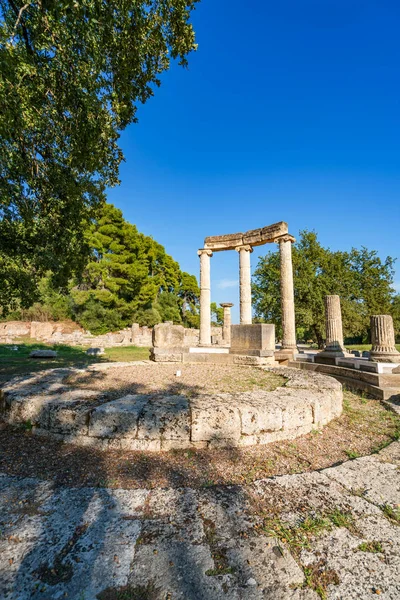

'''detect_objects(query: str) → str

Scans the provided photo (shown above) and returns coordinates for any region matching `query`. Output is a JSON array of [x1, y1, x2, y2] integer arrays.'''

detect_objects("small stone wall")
[[0, 364, 342, 451], [0, 321, 220, 349]]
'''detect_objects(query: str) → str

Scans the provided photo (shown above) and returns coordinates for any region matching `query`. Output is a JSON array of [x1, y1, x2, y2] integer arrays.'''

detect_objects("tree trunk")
[[313, 325, 324, 349]]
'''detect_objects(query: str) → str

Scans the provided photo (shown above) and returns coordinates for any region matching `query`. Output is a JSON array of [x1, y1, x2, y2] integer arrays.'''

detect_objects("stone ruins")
[[198, 221, 297, 353]]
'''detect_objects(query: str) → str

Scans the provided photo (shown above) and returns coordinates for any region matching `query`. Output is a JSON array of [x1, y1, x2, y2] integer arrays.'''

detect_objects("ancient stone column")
[[370, 315, 400, 363], [236, 245, 253, 325], [198, 248, 213, 346], [324, 295, 346, 353], [278, 235, 297, 351], [220, 303, 234, 345]]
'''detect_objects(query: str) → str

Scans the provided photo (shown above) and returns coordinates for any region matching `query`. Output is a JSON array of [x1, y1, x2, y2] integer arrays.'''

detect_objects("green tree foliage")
[[210, 302, 223, 326], [0, 0, 198, 308], [69, 202, 199, 333], [392, 294, 400, 342], [253, 230, 396, 347]]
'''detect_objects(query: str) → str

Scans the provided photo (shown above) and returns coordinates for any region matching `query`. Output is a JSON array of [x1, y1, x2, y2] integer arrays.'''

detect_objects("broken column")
[[278, 235, 297, 352], [370, 315, 400, 363], [324, 295, 346, 353], [220, 303, 234, 345], [315, 295, 351, 364], [236, 245, 253, 325], [198, 248, 213, 346]]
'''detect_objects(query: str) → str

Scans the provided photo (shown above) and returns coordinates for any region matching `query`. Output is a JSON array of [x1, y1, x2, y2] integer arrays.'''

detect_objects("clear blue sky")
[[107, 0, 400, 323]]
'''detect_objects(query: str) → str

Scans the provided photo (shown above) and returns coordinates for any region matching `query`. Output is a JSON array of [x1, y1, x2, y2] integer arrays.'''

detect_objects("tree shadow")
[[0, 364, 281, 599]]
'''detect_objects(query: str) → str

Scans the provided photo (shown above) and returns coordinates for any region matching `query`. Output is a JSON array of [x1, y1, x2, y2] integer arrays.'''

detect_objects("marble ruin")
[[315, 295, 351, 364], [198, 221, 297, 354], [370, 314, 400, 363]]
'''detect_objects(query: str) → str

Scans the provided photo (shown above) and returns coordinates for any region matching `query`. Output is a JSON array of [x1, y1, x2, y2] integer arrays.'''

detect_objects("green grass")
[[357, 541, 383, 553], [262, 509, 355, 554], [380, 504, 400, 524], [0, 340, 150, 385], [344, 344, 400, 353]]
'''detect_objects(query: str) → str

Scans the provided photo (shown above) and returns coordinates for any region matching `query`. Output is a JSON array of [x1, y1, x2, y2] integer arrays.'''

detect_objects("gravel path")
[[1, 442, 399, 599]]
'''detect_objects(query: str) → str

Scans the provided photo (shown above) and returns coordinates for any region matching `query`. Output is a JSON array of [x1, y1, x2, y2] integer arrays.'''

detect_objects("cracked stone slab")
[[1, 445, 399, 598], [322, 454, 400, 508]]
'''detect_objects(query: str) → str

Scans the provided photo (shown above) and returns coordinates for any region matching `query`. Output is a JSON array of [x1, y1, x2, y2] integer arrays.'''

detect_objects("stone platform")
[[291, 359, 400, 403], [1, 441, 400, 599], [0, 364, 342, 451]]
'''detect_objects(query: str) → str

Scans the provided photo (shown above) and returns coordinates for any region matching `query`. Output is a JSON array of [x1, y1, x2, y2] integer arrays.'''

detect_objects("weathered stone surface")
[[204, 222, 288, 251], [29, 349, 57, 358], [370, 314, 400, 363], [230, 323, 275, 355], [191, 398, 241, 444], [137, 396, 190, 441], [2, 441, 400, 599], [1, 365, 342, 450], [278, 235, 297, 351], [150, 348, 184, 362], [89, 395, 147, 438], [152, 322, 185, 348]]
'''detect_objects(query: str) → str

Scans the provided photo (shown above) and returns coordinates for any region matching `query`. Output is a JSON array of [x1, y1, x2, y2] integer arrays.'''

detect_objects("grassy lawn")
[[0, 340, 150, 385], [345, 344, 400, 353]]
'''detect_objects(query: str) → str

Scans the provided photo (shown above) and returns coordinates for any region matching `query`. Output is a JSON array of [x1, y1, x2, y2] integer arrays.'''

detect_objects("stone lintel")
[[204, 221, 288, 252]]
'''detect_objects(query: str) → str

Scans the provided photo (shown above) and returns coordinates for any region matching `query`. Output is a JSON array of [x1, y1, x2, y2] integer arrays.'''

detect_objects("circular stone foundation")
[[0, 363, 342, 451]]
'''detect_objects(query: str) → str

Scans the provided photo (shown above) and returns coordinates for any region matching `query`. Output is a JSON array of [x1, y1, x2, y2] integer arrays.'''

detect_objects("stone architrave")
[[370, 315, 400, 363], [198, 248, 213, 346], [236, 245, 253, 325], [220, 303, 234, 345], [278, 235, 297, 351]]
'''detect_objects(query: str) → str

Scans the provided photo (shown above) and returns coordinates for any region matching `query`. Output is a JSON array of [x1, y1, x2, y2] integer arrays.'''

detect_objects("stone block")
[[150, 348, 183, 362], [230, 324, 275, 356], [137, 396, 190, 441], [89, 395, 147, 438], [29, 349, 57, 358], [190, 401, 241, 443], [152, 323, 185, 348], [240, 402, 282, 435], [282, 399, 313, 430]]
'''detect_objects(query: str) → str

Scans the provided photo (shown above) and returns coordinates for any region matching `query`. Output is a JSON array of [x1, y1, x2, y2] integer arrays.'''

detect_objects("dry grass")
[[1, 390, 399, 489], [64, 363, 285, 397]]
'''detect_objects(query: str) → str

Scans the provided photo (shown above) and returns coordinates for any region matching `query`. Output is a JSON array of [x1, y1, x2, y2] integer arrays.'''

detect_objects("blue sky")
[[108, 0, 400, 323]]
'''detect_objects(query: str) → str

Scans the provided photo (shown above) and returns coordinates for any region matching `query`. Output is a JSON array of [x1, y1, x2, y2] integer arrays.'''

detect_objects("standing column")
[[236, 245, 253, 325], [278, 235, 297, 351], [370, 315, 400, 363], [197, 248, 213, 346], [220, 303, 234, 345]]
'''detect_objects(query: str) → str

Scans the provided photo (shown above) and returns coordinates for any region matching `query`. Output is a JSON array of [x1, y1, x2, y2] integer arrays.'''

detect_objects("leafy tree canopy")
[[253, 230, 397, 347], [7, 202, 199, 333], [0, 0, 198, 307]]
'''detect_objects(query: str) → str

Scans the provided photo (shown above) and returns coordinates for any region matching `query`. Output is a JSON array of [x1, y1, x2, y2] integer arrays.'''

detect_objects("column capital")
[[197, 248, 213, 257], [276, 234, 296, 244], [220, 302, 234, 308], [235, 245, 253, 253]]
